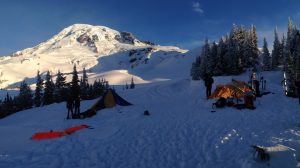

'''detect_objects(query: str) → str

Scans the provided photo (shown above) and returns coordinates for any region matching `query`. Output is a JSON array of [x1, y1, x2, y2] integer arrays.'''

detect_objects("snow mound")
[[265, 145, 297, 168]]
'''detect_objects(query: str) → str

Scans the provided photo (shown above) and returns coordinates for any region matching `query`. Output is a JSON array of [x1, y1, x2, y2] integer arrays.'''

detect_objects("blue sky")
[[0, 0, 300, 55]]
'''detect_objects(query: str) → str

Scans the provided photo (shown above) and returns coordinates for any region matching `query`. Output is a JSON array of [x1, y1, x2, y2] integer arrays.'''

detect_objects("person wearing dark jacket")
[[74, 96, 81, 117], [66, 95, 74, 119], [254, 80, 260, 97], [204, 74, 214, 99], [295, 80, 300, 104]]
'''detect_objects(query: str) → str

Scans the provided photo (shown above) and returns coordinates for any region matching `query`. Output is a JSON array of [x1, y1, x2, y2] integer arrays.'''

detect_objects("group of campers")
[[66, 94, 81, 119], [203, 71, 268, 110]]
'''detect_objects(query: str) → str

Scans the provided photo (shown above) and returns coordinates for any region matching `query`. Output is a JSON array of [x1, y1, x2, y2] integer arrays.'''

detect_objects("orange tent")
[[209, 80, 253, 99]]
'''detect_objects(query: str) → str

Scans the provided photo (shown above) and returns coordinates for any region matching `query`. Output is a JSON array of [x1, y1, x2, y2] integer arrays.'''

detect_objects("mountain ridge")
[[0, 24, 190, 89]]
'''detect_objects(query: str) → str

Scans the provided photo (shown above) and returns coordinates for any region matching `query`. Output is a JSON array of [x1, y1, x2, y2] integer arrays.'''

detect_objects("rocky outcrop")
[[76, 33, 98, 53]]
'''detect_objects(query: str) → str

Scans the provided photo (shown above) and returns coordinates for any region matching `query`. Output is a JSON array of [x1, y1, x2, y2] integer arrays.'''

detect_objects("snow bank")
[[266, 145, 297, 168]]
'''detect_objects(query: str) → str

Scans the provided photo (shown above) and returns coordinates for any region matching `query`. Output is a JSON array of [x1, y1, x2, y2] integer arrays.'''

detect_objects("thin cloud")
[[192, 2, 204, 14], [257, 27, 285, 51], [177, 39, 204, 50], [295, 12, 300, 19]]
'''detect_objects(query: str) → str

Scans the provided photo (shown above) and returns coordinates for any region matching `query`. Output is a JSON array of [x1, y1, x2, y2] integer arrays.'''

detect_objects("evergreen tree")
[[284, 18, 298, 95], [207, 42, 218, 73], [12, 96, 21, 112], [250, 25, 259, 67], [224, 25, 241, 74], [279, 35, 285, 66], [262, 38, 272, 71], [214, 37, 227, 75], [18, 80, 33, 109], [87, 84, 94, 99], [191, 24, 260, 79], [272, 28, 281, 68], [130, 77, 135, 89], [0, 100, 3, 118], [43, 71, 55, 105], [294, 31, 300, 81], [190, 56, 202, 80], [225, 38, 239, 74], [278, 18, 300, 96], [243, 31, 253, 68], [283, 34, 289, 72], [80, 67, 89, 99], [92, 79, 105, 97], [237, 25, 247, 67], [287, 18, 296, 41], [1, 93, 14, 115], [53, 70, 66, 102], [34, 70, 43, 107], [82, 67, 88, 86], [71, 65, 80, 98], [199, 38, 210, 78]]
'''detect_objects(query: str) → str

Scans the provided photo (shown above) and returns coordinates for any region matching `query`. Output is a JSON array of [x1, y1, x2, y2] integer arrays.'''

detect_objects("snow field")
[[1, 71, 300, 168]]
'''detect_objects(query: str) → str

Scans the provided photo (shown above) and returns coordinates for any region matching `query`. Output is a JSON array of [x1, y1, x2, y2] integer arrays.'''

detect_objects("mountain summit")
[[12, 24, 151, 57], [0, 24, 188, 88]]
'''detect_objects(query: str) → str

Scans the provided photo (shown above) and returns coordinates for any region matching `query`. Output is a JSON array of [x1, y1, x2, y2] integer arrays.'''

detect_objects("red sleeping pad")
[[31, 124, 90, 140], [31, 131, 65, 140], [64, 124, 90, 134]]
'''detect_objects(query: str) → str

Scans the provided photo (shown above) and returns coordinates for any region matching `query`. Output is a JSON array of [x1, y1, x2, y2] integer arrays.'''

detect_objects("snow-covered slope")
[[0, 24, 299, 167], [0, 71, 300, 168], [0, 24, 188, 88], [3, 23, 299, 168]]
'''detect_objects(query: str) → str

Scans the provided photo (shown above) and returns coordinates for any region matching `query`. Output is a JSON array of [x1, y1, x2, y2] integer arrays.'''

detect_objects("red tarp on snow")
[[64, 124, 90, 134], [31, 124, 90, 140], [31, 131, 65, 140]]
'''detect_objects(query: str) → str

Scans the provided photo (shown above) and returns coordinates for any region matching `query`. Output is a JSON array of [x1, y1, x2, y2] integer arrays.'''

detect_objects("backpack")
[[214, 97, 227, 108], [226, 98, 235, 107]]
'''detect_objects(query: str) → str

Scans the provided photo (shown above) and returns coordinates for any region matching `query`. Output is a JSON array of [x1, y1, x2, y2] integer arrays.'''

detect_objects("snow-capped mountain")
[[0, 24, 189, 88]]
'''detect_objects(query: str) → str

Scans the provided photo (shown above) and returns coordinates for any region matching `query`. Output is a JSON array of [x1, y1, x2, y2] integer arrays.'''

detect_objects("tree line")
[[191, 18, 300, 97], [281, 19, 300, 96], [0, 65, 109, 119], [191, 24, 259, 79]]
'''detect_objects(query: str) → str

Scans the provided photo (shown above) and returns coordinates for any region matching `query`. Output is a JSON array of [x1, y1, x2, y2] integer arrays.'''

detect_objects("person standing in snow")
[[203, 73, 214, 99], [295, 80, 300, 104], [74, 95, 81, 117], [66, 94, 74, 119], [254, 79, 260, 97], [260, 76, 264, 91]]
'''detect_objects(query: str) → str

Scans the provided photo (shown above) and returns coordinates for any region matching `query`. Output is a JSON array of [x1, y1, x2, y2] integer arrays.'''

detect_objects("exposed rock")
[[120, 32, 136, 44], [77, 33, 92, 43], [76, 33, 98, 53], [92, 35, 99, 42]]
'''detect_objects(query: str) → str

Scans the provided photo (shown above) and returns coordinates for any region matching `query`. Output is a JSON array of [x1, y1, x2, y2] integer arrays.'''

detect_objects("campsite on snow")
[[1, 3, 300, 167]]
